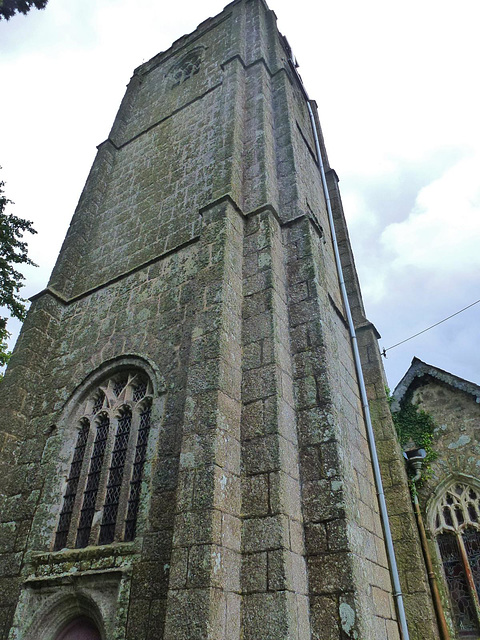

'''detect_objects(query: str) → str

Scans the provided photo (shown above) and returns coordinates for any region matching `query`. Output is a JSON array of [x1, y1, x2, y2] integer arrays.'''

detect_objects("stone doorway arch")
[[19, 590, 106, 640]]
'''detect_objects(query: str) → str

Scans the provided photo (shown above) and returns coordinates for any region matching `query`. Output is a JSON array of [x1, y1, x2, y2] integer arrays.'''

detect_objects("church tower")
[[0, 1, 439, 639]]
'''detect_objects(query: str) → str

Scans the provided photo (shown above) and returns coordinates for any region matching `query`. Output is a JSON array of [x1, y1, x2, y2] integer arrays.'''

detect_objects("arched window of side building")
[[54, 370, 153, 550], [431, 480, 480, 636]]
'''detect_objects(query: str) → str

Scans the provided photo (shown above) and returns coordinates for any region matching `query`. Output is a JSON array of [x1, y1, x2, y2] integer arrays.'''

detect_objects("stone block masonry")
[[0, 0, 433, 638]]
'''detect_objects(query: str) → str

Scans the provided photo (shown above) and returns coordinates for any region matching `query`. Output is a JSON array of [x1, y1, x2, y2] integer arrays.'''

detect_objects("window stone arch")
[[428, 476, 480, 636], [54, 368, 155, 550], [25, 355, 165, 554], [20, 591, 106, 640]]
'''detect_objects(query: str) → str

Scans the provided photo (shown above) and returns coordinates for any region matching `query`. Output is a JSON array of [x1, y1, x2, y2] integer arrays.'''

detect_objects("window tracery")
[[433, 483, 480, 535], [170, 49, 202, 87], [54, 371, 153, 551], [432, 481, 480, 635]]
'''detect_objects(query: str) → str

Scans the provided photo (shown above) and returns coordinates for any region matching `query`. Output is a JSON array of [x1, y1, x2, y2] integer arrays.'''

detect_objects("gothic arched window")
[[54, 371, 153, 551], [432, 481, 480, 635]]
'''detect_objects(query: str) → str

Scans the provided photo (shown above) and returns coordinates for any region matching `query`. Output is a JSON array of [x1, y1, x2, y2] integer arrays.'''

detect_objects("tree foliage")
[[0, 0, 48, 21], [0, 177, 37, 368]]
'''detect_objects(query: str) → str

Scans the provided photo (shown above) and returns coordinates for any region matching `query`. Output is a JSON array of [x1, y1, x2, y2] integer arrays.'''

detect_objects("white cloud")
[[382, 153, 480, 273]]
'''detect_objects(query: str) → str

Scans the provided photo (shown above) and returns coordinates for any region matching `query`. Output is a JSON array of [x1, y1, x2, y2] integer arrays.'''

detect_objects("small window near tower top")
[[170, 49, 202, 88], [53, 371, 153, 551]]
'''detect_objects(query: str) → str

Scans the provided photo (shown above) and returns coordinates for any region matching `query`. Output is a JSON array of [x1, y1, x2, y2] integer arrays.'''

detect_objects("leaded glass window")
[[54, 371, 153, 550], [438, 533, 478, 634], [76, 412, 110, 548], [125, 405, 152, 541], [433, 481, 480, 635], [99, 407, 132, 545], [54, 419, 90, 550]]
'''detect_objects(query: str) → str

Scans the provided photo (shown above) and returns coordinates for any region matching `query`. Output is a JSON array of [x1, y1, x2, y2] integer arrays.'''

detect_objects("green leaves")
[[0, 177, 37, 370], [391, 399, 438, 481], [393, 402, 436, 454], [0, 0, 48, 21]]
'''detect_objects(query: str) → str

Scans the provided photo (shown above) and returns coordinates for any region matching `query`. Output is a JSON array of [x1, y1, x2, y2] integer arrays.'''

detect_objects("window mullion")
[[64, 422, 96, 549], [114, 408, 141, 542], [457, 532, 480, 628], [124, 403, 152, 541], [86, 412, 117, 546]]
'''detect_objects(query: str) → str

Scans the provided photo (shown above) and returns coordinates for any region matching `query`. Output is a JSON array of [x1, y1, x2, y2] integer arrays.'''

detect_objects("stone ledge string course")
[[27, 544, 139, 580]]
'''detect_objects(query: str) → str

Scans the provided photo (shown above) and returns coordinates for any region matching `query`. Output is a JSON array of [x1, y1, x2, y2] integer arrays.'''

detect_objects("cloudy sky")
[[1, 0, 479, 389]]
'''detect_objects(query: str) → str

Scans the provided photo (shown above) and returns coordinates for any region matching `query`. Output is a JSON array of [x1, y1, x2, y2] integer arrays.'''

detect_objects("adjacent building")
[[393, 357, 480, 640]]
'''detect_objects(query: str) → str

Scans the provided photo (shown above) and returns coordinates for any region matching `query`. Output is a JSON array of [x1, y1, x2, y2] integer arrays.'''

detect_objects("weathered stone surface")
[[0, 1, 427, 638]]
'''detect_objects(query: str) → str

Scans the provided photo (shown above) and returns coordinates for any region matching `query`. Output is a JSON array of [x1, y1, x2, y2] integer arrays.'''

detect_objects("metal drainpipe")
[[306, 100, 410, 640], [409, 473, 451, 640]]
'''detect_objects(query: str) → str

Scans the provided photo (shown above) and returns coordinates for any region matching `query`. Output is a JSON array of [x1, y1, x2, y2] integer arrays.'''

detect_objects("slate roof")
[[391, 357, 480, 412]]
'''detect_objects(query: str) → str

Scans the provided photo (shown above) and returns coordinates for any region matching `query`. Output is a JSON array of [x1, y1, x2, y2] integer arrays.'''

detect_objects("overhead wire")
[[382, 298, 480, 357]]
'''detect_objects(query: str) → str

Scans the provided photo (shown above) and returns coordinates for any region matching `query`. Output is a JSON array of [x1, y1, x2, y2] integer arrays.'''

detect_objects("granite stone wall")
[[412, 378, 480, 493]]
